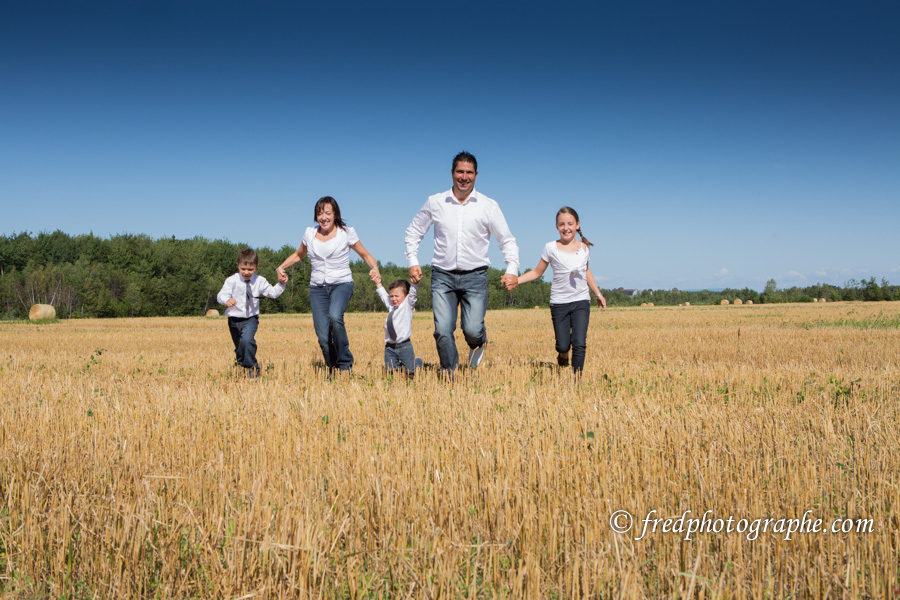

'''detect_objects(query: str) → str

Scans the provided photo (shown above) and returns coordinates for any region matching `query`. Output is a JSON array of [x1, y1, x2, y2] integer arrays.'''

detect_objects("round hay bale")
[[647, 302, 654, 307], [746, 300, 753, 305], [819, 297, 827, 303], [641, 303, 647, 307], [205, 309, 220, 317], [684, 302, 690, 307], [29, 304, 56, 320], [720, 299, 729, 306], [534, 305, 540, 309], [734, 298, 743, 305]]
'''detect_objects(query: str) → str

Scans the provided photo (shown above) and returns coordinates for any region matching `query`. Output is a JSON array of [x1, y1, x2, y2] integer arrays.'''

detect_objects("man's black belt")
[[434, 266, 489, 275]]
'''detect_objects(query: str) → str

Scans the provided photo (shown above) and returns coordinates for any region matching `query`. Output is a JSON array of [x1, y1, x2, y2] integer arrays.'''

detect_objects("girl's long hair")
[[557, 206, 593, 247]]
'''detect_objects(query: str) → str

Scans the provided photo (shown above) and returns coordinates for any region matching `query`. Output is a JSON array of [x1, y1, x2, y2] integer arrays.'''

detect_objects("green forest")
[[1, 231, 897, 319]]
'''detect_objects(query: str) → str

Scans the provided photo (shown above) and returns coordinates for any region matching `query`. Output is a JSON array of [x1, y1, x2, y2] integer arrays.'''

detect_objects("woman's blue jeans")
[[309, 282, 354, 371]]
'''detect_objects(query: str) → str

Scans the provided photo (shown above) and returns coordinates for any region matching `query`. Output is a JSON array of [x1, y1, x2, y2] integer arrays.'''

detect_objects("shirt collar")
[[444, 189, 479, 205]]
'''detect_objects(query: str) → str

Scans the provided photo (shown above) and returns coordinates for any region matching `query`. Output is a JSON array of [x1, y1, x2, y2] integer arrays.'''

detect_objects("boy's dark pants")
[[384, 339, 416, 376], [228, 315, 260, 375]]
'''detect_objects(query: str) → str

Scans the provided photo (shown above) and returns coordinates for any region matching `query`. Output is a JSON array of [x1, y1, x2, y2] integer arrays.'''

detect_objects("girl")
[[515, 207, 606, 373]]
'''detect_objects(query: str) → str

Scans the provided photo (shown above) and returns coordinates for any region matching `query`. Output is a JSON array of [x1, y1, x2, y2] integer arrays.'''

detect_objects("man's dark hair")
[[314, 196, 347, 228], [452, 151, 477, 172], [388, 279, 411, 295], [237, 248, 259, 266]]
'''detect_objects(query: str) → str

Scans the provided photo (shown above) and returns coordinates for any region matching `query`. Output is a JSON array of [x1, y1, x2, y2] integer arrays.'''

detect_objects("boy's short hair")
[[237, 248, 259, 266], [387, 279, 411, 295]]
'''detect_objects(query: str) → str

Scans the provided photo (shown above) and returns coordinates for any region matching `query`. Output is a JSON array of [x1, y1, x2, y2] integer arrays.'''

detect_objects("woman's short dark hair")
[[314, 196, 346, 229]]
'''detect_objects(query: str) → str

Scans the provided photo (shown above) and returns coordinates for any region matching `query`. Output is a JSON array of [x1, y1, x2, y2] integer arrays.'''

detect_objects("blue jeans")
[[431, 267, 488, 371], [550, 300, 591, 373], [384, 339, 416, 376], [228, 315, 260, 375], [309, 282, 354, 371]]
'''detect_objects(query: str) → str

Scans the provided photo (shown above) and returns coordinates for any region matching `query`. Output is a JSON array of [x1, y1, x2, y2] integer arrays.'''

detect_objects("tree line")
[[0, 231, 896, 319]]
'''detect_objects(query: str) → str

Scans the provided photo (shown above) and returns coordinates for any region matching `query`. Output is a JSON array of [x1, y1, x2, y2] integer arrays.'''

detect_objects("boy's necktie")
[[386, 309, 397, 342], [245, 279, 252, 309]]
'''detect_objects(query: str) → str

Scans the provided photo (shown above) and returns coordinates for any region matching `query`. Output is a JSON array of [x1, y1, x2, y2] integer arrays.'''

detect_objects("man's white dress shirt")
[[405, 189, 519, 275]]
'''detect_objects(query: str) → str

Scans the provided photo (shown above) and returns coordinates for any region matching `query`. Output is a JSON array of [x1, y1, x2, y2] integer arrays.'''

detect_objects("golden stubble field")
[[1, 302, 898, 599]]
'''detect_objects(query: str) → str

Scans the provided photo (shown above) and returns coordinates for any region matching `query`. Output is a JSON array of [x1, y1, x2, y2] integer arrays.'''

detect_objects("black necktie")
[[245, 279, 253, 307], [386, 308, 397, 342]]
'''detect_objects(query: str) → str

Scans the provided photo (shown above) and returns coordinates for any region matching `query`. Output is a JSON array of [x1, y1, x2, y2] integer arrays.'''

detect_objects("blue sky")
[[2, 0, 898, 290]]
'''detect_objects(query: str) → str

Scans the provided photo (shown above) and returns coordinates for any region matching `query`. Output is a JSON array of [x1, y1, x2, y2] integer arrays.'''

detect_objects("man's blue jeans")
[[309, 282, 354, 371], [431, 267, 488, 371], [228, 315, 260, 375]]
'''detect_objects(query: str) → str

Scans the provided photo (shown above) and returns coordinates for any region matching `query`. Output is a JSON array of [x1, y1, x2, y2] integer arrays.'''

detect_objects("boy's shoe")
[[557, 352, 570, 367], [468, 343, 486, 368], [414, 357, 424, 370]]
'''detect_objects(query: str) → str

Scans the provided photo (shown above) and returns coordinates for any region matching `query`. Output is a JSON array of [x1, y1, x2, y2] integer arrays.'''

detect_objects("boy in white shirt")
[[217, 248, 287, 378], [373, 273, 420, 376]]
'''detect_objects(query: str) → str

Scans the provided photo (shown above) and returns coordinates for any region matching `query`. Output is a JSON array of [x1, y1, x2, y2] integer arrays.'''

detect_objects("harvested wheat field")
[[1, 302, 899, 599]]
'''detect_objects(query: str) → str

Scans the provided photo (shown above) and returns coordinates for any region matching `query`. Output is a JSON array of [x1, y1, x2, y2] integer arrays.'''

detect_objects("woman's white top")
[[302, 225, 359, 285], [540, 241, 591, 305]]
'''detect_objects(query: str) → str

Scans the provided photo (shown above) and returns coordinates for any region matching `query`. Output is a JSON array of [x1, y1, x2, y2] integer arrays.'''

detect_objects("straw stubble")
[[1, 302, 898, 598]]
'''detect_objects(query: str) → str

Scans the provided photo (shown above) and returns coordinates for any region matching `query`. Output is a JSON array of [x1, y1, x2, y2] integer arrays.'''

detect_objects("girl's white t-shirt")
[[302, 225, 359, 285], [540, 241, 591, 305]]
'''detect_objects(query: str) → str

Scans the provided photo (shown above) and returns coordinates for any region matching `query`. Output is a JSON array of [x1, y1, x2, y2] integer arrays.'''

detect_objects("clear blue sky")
[[2, 0, 898, 291]]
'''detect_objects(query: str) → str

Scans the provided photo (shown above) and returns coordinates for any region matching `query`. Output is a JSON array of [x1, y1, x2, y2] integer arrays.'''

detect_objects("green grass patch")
[[798, 312, 900, 330]]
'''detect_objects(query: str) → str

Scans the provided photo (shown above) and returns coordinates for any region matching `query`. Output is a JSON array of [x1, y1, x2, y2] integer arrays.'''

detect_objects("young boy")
[[372, 273, 420, 376], [217, 248, 287, 378]]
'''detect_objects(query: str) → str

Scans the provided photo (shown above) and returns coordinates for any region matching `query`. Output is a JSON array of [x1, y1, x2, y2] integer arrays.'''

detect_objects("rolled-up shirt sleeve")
[[405, 201, 433, 268]]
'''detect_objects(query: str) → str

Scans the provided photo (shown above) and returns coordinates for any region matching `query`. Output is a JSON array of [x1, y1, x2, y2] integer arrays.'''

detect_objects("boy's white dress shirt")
[[302, 225, 359, 285], [217, 273, 285, 318], [404, 189, 519, 275], [376, 283, 417, 344]]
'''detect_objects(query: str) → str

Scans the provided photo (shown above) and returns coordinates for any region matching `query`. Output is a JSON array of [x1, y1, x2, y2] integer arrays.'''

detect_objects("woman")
[[277, 196, 379, 373]]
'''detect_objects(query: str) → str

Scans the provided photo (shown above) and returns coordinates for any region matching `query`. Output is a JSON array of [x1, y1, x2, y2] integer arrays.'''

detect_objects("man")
[[405, 151, 519, 373]]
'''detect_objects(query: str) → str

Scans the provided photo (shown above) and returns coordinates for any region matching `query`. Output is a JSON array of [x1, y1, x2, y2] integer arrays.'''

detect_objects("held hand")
[[409, 266, 422, 284], [370, 270, 381, 286], [501, 274, 518, 291], [275, 266, 286, 278], [226, 298, 237, 308], [278, 271, 289, 284]]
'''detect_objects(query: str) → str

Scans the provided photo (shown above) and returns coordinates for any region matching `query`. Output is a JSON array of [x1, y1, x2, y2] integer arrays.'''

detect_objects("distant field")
[[1, 302, 898, 598]]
